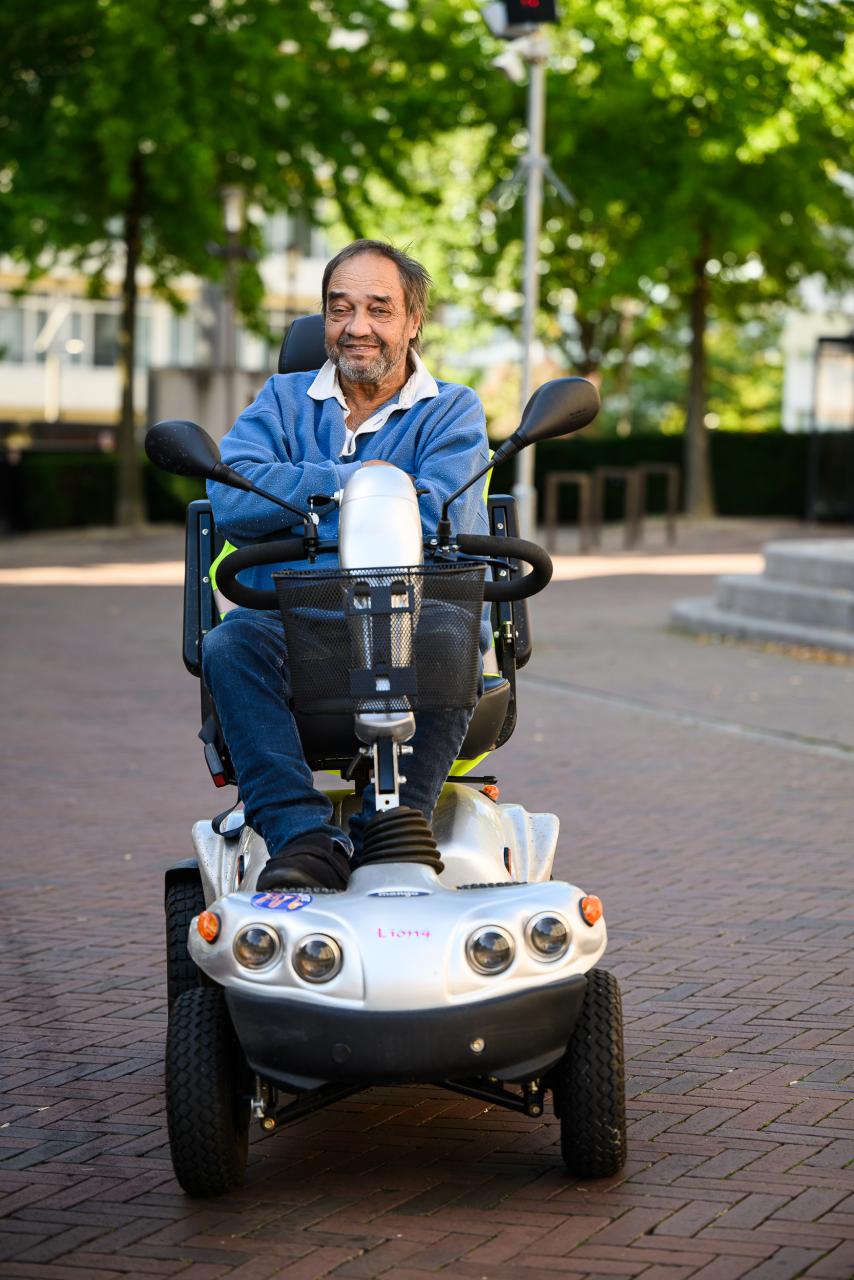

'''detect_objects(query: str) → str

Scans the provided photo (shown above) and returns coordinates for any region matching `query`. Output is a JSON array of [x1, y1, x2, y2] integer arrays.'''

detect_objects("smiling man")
[[203, 239, 490, 893]]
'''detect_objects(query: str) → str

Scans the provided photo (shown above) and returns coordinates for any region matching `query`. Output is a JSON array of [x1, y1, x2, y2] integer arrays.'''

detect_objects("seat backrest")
[[278, 314, 325, 374]]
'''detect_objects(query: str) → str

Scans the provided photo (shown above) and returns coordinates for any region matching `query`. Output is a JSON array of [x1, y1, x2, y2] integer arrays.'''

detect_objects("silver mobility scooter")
[[146, 315, 626, 1197]]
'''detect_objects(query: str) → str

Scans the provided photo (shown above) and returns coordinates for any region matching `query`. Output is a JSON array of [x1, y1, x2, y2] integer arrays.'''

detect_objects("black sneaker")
[[256, 831, 350, 892]]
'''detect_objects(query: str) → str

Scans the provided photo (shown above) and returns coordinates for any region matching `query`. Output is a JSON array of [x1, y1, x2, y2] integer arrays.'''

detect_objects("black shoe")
[[256, 831, 350, 892]]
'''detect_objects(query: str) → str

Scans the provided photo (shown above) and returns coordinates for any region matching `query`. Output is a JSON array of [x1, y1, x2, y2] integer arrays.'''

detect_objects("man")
[[203, 239, 489, 892]]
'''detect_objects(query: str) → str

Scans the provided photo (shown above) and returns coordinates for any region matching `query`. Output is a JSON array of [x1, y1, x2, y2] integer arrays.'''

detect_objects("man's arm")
[[414, 386, 491, 538], [207, 377, 362, 541]]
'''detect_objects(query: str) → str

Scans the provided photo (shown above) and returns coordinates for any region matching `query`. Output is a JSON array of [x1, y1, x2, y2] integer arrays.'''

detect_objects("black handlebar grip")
[[456, 534, 553, 601], [214, 537, 306, 610]]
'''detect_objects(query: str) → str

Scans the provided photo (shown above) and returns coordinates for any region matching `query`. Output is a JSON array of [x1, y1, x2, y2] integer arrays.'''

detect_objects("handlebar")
[[214, 537, 305, 610], [455, 534, 553, 602], [214, 533, 553, 611]]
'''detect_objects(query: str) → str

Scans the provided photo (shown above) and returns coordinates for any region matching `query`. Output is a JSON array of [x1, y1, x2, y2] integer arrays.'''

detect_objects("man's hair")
[[321, 239, 432, 351]]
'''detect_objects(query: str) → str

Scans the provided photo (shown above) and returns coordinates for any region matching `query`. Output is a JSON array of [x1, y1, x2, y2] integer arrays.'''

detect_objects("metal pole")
[[221, 187, 244, 433], [224, 244, 237, 432], [514, 34, 548, 539]]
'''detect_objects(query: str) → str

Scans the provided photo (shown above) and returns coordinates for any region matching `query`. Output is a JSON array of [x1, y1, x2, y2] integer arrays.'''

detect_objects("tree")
[[476, 0, 854, 512], [0, 0, 495, 526]]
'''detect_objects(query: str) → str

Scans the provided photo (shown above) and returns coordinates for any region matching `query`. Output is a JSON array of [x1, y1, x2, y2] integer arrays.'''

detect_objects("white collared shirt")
[[307, 351, 439, 457]]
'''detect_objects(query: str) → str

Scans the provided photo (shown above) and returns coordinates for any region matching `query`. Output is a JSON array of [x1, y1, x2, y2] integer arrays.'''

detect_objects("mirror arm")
[[210, 461, 318, 531], [436, 435, 523, 545]]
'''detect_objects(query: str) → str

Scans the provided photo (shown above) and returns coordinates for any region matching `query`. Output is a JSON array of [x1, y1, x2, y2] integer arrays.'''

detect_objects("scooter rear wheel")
[[166, 874, 206, 1008], [166, 987, 250, 1196], [554, 968, 626, 1178]]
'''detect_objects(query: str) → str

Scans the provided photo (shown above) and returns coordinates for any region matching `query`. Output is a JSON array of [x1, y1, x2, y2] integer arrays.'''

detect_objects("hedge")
[[489, 431, 814, 521], [0, 429, 843, 533], [0, 455, 205, 532]]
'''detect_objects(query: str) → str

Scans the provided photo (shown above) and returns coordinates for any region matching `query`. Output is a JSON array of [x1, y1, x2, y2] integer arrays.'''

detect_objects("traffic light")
[[503, 0, 558, 23]]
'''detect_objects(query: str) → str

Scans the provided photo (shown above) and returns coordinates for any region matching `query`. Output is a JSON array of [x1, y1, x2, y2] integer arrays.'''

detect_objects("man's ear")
[[407, 311, 422, 343]]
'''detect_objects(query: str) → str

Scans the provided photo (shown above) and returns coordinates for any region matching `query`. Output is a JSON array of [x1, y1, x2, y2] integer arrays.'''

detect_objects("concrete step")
[[670, 598, 854, 655], [715, 574, 854, 633], [764, 539, 854, 592]]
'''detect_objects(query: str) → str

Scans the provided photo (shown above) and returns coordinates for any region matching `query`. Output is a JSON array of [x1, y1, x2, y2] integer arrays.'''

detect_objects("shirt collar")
[[307, 351, 439, 412]]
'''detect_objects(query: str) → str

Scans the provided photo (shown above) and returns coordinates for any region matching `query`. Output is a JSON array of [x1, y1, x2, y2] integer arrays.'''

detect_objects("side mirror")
[[494, 378, 600, 463], [145, 420, 222, 479], [144, 417, 313, 522], [438, 376, 600, 532]]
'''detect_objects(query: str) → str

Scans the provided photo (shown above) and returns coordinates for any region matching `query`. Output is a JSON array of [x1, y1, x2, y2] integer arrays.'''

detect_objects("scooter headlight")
[[526, 913, 570, 961], [466, 926, 515, 975], [293, 935, 342, 983], [233, 924, 280, 969]]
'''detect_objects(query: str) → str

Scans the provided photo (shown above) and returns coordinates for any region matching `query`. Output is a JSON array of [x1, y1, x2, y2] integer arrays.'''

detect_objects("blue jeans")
[[202, 608, 476, 859]]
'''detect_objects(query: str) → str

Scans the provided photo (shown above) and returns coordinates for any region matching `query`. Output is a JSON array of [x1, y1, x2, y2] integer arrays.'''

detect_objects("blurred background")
[[1, 0, 852, 537]]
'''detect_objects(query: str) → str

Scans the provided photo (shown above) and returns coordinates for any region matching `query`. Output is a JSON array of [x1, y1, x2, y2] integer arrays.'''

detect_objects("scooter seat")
[[295, 674, 511, 770]]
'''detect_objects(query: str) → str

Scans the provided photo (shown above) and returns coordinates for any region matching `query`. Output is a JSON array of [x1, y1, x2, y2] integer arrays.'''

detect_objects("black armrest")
[[487, 494, 533, 668], [183, 499, 224, 676]]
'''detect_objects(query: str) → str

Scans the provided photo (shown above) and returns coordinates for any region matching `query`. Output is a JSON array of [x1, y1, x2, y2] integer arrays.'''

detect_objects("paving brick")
[[3, 528, 854, 1280], [801, 1240, 854, 1278], [737, 1247, 827, 1279], [655, 1202, 731, 1238]]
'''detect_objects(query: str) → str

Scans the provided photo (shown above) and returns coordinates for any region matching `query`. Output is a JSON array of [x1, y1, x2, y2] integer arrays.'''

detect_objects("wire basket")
[[273, 563, 486, 715]]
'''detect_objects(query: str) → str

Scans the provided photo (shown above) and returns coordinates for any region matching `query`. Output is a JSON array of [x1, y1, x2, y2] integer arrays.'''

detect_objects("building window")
[[169, 311, 198, 366], [93, 311, 120, 367], [0, 305, 24, 363]]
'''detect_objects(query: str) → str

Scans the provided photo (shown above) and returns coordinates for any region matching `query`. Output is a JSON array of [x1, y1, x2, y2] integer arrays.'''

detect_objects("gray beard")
[[327, 340, 403, 385]]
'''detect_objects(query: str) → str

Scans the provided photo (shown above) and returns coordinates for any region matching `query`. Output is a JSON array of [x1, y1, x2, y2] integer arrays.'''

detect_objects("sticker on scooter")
[[377, 927, 431, 939], [368, 890, 431, 898], [251, 891, 313, 911]]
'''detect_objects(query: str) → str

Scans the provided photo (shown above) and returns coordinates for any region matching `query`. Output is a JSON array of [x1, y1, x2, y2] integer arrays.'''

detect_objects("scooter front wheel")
[[553, 968, 626, 1179], [165, 987, 250, 1196], [165, 874, 206, 1008]]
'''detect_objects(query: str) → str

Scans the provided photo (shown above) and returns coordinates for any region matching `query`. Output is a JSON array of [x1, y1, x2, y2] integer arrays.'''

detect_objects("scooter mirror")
[[515, 377, 600, 449], [145, 417, 313, 522], [438, 377, 601, 529], [145, 419, 222, 479], [489, 378, 599, 466]]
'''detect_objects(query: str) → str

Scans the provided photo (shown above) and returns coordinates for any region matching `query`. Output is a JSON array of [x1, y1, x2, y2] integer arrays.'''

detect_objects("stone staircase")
[[670, 539, 854, 654]]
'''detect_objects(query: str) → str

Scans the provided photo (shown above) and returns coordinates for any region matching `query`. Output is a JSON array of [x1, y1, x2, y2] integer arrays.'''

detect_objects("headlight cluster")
[[292, 935, 342, 983], [466, 913, 570, 975], [232, 925, 343, 983], [233, 924, 280, 969]]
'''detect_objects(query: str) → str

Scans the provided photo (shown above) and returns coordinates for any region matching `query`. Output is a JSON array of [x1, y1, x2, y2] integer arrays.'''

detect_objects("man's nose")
[[344, 308, 373, 338]]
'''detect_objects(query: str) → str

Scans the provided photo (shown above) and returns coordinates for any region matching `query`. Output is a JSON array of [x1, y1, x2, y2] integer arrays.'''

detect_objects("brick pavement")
[[1, 525, 852, 1280]]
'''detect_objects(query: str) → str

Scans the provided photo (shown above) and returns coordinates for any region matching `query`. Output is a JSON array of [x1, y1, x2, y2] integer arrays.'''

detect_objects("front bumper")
[[226, 973, 587, 1088]]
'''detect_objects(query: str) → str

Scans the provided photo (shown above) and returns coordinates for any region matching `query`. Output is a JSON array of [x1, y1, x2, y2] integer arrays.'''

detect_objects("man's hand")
[[362, 460, 396, 467]]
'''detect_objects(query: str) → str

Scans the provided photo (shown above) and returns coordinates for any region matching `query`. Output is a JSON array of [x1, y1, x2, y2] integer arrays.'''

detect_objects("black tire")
[[166, 875, 206, 1008], [165, 987, 251, 1197], [554, 968, 626, 1178]]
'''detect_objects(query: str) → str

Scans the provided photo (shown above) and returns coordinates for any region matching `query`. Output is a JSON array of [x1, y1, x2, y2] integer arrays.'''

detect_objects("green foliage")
[[0, 0, 500, 524], [0, 0, 496, 312], [472, 0, 853, 508], [529, 0, 854, 326]]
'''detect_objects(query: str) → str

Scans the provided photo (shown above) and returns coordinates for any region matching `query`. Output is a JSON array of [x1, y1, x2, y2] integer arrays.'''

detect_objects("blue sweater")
[[207, 370, 491, 583]]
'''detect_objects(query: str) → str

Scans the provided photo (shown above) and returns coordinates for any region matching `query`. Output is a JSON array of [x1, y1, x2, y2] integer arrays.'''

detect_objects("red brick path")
[[1, 532, 852, 1279]]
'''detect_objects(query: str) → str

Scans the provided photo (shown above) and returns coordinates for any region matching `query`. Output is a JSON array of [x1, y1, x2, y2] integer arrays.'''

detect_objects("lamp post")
[[482, 1, 562, 537], [221, 186, 244, 431], [515, 31, 549, 538]]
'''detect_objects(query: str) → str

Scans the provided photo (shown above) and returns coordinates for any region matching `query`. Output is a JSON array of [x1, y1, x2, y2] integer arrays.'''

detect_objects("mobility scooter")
[[146, 315, 626, 1197]]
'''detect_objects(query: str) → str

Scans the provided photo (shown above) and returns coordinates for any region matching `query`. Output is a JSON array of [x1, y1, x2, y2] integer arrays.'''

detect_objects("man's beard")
[[326, 335, 407, 384]]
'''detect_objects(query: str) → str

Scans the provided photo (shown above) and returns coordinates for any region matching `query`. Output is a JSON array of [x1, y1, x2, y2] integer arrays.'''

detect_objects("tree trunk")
[[576, 314, 600, 378], [115, 153, 146, 529], [683, 237, 715, 517]]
